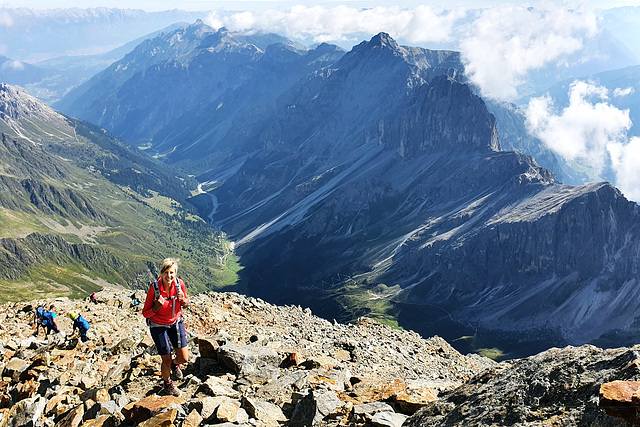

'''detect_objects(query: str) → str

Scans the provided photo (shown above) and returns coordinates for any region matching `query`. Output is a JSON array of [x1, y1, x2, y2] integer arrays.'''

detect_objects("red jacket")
[[142, 277, 188, 325]]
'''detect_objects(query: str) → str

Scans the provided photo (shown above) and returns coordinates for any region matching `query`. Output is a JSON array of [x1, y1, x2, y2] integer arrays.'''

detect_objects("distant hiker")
[[118, 298, 123, 309], [90, 292, 97, 304], [33, 303, 46, 336], [41, 304, 60, 335], [131, 297, 140, 307], [69, 312, 90, 342], [142, 258, 190, 396]]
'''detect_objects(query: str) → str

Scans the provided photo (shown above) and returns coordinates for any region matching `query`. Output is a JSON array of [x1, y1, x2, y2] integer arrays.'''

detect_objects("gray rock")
[[83, 400, 121, 422], [199, 375, 241, 399], [371, 411, 408, 427], [2, 357, 29, 381], [193, 396, 229, 422], [4, 395, 47, 427], [289, 389, 344, 426], [242, 396, 287, 426], [217, 343, 281, 375], [353, 402, 395, 420], [103, 357, 131, 387]]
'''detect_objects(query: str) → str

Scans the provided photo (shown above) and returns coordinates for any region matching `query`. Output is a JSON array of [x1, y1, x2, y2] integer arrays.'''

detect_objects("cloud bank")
[[206, 5, 462, 47], [526, 80, 640, 202], [460, 6, 598, 100]]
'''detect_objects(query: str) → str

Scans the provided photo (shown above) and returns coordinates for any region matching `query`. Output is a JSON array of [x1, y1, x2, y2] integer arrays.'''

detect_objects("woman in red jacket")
[[142, 258, 189, 396]]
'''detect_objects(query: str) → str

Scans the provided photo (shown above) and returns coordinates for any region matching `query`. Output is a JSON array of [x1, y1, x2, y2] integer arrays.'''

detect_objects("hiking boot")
[[164, 381, 180, 396], [171, 363, 183, 380]]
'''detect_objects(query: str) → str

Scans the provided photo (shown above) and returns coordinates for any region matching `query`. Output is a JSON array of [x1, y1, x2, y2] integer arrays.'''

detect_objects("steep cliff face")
[[191, 34, 640, 350], [381, 181, 640, 343]]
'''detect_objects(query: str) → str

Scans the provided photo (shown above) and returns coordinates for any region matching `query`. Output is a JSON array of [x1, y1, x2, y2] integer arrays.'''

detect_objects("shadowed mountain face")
[[56, 24, 640, 355]]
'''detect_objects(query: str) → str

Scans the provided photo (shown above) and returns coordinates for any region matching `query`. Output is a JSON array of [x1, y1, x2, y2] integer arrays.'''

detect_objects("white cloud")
[[205, 5, 461, 46], [1, 59, 24, 71], [0, 11, 12, 27], [614, 87, 635, 97], [608, 137, 640, 202], [460, 5, 597, 100], [525, 80, 640, 202]]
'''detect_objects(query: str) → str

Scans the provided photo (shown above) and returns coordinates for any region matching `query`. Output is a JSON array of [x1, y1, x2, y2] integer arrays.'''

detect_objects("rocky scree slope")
[[1, 289, 635, 426], [0, 289, 489, 426]]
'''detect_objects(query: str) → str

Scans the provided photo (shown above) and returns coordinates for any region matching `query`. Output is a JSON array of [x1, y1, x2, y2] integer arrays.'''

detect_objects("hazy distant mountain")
[[0, 7, 206, 61], [0, 54, 85, 104], [0, 83, 236, 301], [0, 55, 50, 85], [55, 21, 344, 147], [18, 22, 189, 104], [518, 28, 638, 98], [516, 64, 640, 185], [601, 6, 640, 61]]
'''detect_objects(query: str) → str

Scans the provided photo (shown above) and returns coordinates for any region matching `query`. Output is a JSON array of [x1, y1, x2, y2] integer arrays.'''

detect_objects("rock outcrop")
[[599, 380, 640, 425], [405, 345, 640, 426]]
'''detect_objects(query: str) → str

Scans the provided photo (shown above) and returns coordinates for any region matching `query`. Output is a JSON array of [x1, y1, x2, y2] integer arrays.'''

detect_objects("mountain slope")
[[0, 83, 237, 302], [188, 34, 640, 355], [55, 28, 640, 357]]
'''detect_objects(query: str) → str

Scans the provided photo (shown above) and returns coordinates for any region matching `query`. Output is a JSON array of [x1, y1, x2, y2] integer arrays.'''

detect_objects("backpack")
[[41, 310, 54, 326], [35, 306, 45, 320], [147, 278, 186, 327], [150, 278, 185, 301], [76, 315, 90, 331]]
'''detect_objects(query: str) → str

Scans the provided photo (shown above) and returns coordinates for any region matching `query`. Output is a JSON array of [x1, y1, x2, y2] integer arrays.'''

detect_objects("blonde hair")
[[160, 258, 179, 274]]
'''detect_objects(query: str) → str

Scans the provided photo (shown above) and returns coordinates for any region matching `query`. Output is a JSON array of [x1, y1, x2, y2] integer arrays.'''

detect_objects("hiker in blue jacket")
[[41, 304, 60, 335], [69, 312, 90, 342]]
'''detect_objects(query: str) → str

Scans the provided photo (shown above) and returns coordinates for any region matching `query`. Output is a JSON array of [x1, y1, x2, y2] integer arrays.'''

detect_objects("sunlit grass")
[[477, 347, 506, 360]]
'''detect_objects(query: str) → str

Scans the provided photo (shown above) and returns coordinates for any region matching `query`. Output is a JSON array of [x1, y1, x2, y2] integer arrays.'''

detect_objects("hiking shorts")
[[149, 320, 186, 356]]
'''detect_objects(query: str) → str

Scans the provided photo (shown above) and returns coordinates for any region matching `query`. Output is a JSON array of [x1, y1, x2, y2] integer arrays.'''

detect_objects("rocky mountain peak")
[[369, 32, 400, 50], [349, 31, 403, 61], [0, 84, 40, 120]]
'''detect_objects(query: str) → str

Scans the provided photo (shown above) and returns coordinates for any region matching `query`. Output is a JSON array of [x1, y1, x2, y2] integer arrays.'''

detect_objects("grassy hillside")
[[0, 84, 240, 302]]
